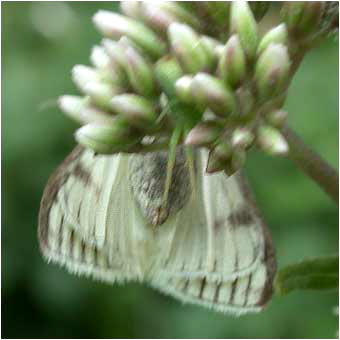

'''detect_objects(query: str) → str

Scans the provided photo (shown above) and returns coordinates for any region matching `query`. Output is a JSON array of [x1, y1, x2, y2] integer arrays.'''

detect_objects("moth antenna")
[[161, 126, 182, 210], [185, 145, 197, 199], [37, 97, 59, 112]]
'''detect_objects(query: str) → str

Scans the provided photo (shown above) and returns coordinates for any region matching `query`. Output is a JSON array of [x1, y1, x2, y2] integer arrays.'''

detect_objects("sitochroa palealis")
[[38, 146, 276, 315]]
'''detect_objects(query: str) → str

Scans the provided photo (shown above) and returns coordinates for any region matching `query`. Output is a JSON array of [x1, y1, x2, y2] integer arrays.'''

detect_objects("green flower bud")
[[101, 39, 129, 84], [154, 57, 183, 98], [75, 119, 139, 154], [215, 44, 225, 59], [249, 2, 270, 21], [83, 81, 121, 110], [168, 23, 211, 73], [194, 2, 230, 39], [191, 73, 236, 117], [218, 34, 246, 89], [93, 10, 166, 60], [102, 39, 127, 69], [175, 75, 194, 103], [281, 2, 305, 31], [257, 125, 289, 155], [255, 43, 291, 102], [122, 44, 157, 97], [141, 2, 201, 34], [90, 46, 125, 85], [257, 24, 288, 56], [71, 65, 121, 109], [281, 2, 324, 39], [227, 148, 247, 175], [200, 36, 220, 70], [139, 3, 177, 34], [201, 35, 223, 56], [160, 2, 201, 29], [297, 2, 324, 37], [215, 140, 234, 161], [185, 121, 222, 147], [206, 146, 246, 175], [230, 1, 258, 60], [232, 128, 254, 148], [265, 109, 288, 128], [110, 94, 158, 128], [235, 87, 255, 117], [206, 149, 229, 174], [59, 95, 115, 125]]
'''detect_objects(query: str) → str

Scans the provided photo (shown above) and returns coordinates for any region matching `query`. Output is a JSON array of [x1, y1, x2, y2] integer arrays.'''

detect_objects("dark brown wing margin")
[[235, 171, 277, 307], [38, 146, 85, 254]]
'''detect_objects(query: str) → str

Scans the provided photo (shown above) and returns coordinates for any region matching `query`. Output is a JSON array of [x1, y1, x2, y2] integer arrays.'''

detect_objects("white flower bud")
[[93, 10, 166, 59], [168, 23, 211, 73], [257, 125, 289, 155], [75, 120, 139, 154], [59, 95, 114, 125]]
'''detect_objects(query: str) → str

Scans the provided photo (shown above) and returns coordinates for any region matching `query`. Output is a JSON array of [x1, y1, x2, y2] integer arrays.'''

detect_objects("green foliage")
[[2, 2, 338, 338], [275, 255, 339, 295]]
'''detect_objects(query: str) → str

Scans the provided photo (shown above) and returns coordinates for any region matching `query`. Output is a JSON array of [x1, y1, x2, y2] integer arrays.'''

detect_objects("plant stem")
[[281, 126, 339, 204]]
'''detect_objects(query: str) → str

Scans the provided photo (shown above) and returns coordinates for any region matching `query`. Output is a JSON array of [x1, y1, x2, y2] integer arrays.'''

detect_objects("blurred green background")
[[2, 2, 338, 338]]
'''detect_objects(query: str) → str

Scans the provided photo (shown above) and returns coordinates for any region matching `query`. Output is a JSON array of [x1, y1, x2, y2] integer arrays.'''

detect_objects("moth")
[[38, 145, 276, 315]]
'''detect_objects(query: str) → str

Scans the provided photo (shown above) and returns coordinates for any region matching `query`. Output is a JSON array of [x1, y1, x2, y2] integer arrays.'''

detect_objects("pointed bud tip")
[[58, 95, 82, 113], [71, 65, 97, 87], [185, 122, 221, 147], [257, 126, 289, 155], [175, 75, 194, 103], [231, 0, 258, 59], [90, 46, 110, 69]]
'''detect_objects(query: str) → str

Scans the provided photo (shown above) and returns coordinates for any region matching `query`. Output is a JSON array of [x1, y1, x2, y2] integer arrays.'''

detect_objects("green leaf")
[[274, 255, 339, 295]]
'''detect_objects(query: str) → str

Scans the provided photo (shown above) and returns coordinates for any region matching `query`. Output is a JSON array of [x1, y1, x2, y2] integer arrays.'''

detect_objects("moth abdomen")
[[128, 149, 193, 226]]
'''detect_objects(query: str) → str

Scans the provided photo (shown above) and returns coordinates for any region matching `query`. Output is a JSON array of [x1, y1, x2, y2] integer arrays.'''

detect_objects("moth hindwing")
[[39, 146, 276, 315]]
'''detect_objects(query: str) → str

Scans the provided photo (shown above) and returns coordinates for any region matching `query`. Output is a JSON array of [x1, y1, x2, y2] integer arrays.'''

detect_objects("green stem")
[[282, 126, 339, 204], [162, 126, 182, 206]]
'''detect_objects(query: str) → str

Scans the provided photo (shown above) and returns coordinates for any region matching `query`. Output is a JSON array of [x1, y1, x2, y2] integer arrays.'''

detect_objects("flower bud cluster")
[[58, 1, 302, 174]]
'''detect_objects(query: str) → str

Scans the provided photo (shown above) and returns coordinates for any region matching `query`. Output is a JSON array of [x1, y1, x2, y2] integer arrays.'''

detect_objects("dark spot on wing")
[[213, 219, 224, 230], [228, 205, 254, 226], [73, 157, 101, 201], [80, 240, 86, 262], [243, 273, 253, 306], [213, 282, 222, 303], [73, 162, 93, 187], [229, 278, 238, 304], [235, 172, 277, 307], [94, 247, 98, 266], [182, 279, 189, 293], [69, 229, 75, 256], [199, 277, 207, 299]]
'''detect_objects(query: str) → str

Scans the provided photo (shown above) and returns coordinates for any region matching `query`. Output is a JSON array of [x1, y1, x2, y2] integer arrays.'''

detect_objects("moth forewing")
[[152, 151, 268, 280], [38, 146, 145, 283], [149, 150, 275, 313]]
